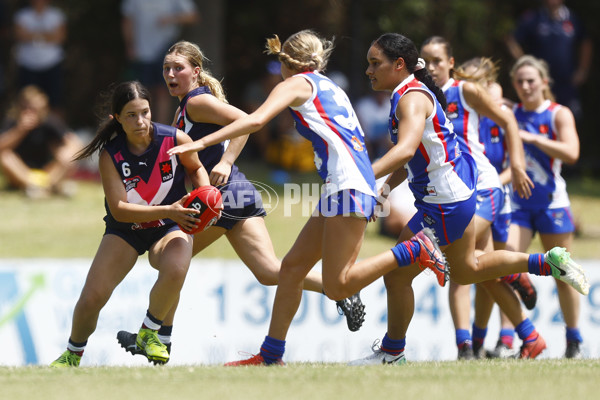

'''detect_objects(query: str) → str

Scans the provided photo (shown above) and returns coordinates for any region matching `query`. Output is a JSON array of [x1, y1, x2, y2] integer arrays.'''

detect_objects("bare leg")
[[227, 217, 323, 292], [0, 150, 35, 189], [147, 230, 193, 320], [70, 235, 139, 343], [540, 233, 580, 329], [267, 215, 324, 340]]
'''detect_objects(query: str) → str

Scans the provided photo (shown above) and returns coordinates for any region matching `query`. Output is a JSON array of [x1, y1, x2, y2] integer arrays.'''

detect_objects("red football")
[[179, 185, 223, 234]]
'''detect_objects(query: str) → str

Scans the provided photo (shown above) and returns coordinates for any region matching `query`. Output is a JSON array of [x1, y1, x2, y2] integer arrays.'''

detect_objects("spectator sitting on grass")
[[0, 85, 82, 198]]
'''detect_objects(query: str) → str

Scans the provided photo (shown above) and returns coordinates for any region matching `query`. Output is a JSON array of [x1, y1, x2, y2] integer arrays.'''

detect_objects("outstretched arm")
[[167, 75, 312, 156], [175, 130, 210, 188]]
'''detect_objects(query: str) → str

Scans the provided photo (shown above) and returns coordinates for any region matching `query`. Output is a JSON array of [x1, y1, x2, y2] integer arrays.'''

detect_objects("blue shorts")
[[491, 212, 511, 243], [105, 223, 181, 255], [476, 187, 504, 222], [511, 207, 575, 235], [407, 190, 477, 246], [317, 189, 376, 219], [491, 187, 512, 243]]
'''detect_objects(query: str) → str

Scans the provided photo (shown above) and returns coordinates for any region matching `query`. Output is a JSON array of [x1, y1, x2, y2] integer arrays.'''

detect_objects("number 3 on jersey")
[[319, 79, 364, 136]]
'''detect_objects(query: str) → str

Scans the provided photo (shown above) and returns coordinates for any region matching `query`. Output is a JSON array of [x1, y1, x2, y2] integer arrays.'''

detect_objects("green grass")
[[2, 162, 600, 259], [3, 360, 599, 400]]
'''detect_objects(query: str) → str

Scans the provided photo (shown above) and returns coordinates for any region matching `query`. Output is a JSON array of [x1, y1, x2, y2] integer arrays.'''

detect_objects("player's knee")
[[279, 259, 307, 284], [162, 263, 189, 285], [383, 271, 411, 290], [322, 279, 350, 301], [450, 260, 477, 285], [78, 288, 111, 311], [254, 271, 278, 286]]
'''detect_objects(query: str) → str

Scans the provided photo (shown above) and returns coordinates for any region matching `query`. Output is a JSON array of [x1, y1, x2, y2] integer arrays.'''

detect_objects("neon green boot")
[[136, 328, 169, 364], [50, 350, 81, 368]]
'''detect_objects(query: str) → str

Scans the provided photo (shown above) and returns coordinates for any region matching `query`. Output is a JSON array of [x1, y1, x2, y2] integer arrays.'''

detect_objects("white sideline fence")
[[1, 258, 599, 366]]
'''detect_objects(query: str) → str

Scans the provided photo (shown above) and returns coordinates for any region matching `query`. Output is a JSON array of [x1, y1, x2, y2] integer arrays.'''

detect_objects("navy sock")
[[391, 239, 421, 267], [67, 338, 87, 356], [158, 325, 173, 336], [472, 324, 487, 346], [527, 253, 550, 276], [455, 329, 471, 347], [260, 336, 285, 365], [515, 318, 536, 342], [381, 333, 405, 356], [142, 310, 163, 331], [566, 327, 583, 343], [158, 325, 173, 344]]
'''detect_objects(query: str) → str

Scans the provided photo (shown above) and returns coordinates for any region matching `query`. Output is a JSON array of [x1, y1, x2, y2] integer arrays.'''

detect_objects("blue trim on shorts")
[[407, 191, 476, 246]]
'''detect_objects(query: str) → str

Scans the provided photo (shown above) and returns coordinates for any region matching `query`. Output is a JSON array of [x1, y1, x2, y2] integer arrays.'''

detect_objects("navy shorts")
[[105, 223, 181, 255], [215, 170, 267, 230], [215, 202, 267, 230]]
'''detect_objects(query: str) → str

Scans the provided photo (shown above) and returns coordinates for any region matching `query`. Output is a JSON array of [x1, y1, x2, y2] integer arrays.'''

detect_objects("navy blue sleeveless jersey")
[[176, 86, 226, 173], [175, 86, 264, 216], [103, 122, 187, 230]]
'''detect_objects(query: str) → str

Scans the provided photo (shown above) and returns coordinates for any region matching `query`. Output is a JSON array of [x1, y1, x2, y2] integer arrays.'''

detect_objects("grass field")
[[2, 164, 600, 400], [3, 360, 599, 400]]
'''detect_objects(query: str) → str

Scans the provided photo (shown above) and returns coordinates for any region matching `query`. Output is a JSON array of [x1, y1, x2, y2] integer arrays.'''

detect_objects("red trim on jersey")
[[312, 94, 354, 161], [417, 143, 429, 164], [432, 111, 450, 163], [292, 108, 329, 158]]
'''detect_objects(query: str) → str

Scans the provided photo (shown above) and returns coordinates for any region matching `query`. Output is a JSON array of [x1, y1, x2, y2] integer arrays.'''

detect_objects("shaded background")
[[0, 0, 598, 171]]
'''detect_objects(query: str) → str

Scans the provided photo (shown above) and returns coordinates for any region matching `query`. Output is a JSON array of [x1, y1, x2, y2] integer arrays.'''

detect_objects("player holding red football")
[[116, 40, 367, 364], [50, 81, 212, 367]]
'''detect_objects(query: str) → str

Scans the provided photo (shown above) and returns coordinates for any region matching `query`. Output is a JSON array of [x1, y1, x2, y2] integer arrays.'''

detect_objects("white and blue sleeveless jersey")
[[442, 78, 502, 191], [512, 100, 570, 210], [479, 105, 509, 174], [289, 71, 376, 198], [389, 74, 476, 204]]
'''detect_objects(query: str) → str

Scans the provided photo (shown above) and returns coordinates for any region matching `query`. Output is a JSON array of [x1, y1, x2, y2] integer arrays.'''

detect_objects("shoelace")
[[370, 339, 382, 353], [145, 332, 165, 348], [61, 352, 78, 365]]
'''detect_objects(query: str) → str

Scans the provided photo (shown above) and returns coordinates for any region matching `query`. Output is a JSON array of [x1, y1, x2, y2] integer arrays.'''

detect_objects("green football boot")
[[136, 328, 169, 364], [50, 350, 81, 368], [545, 247, 590, 295]]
